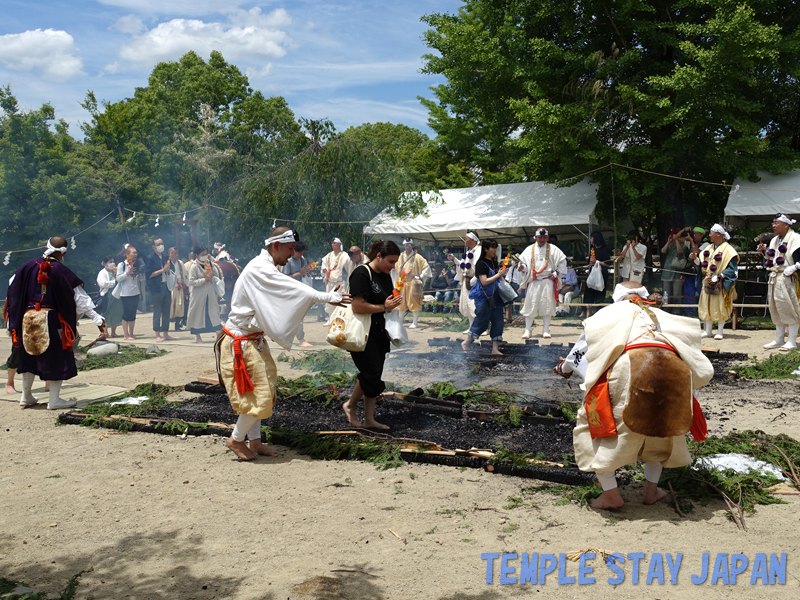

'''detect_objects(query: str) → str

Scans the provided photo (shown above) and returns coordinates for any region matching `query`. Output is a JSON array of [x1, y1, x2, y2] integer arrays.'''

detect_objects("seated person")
[[556, 263, 580, 315], [430, 262, 456, 313]]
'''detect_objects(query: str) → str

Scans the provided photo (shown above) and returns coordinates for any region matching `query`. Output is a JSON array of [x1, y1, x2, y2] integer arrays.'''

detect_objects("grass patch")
[[275, 371, 356, 406], [76, 382, 183, 429], [78, 345, 168, 372], [493, 443, 547, 467], [734, 350, 800, 379], [280, 349, 356, 373], [431, 314, 469, 332], [0, 571, 83, 600], [500, 523, 519, 533]]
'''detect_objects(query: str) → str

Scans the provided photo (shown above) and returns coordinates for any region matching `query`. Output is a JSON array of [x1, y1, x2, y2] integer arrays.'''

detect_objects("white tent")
[[725, 170, 800, 229], [364, 180, 603, 245]]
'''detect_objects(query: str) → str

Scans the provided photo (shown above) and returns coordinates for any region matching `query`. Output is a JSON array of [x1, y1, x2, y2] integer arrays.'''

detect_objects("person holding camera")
[[430, 262, 455, 313], [660, 227, 692, 312], [618, 230, 647, 284]]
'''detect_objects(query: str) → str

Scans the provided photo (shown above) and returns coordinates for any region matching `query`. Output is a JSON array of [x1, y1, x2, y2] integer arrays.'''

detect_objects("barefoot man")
[[216, 228, 350, 460], [553, 282, 713, 509]]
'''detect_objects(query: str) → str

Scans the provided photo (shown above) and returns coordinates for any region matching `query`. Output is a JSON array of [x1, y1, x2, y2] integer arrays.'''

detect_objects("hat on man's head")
[[331, 237, 342, 245], [465, 231, 480, 243], [535, 228, 548, 236], [775, 213, 797, 225], [402, 238, 413, 245], [710, 223, 730, 241]]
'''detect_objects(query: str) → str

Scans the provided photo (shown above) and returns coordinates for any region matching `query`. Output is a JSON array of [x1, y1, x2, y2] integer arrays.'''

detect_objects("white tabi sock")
[[232, 414, 259, 442], [789, 324, 799, 345], [542, 316, 551, 334], [246, 419, 262, 441], [412, 312, 420, 326], [525, 317, 534, 330], [48, 380, 63, 405], [774, 326, 785, 345], [595, 470, 618, 491], [704, 321, 713, 336], [644, 462, 663, 484], [21, 372, 36, 402], [717, 322, 725, 337]]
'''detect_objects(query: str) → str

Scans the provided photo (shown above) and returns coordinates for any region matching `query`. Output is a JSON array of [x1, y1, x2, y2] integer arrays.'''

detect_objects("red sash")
[[222, 327, 264, 394]]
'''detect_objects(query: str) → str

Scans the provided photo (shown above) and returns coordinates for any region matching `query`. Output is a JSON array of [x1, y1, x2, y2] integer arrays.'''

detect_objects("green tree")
[[421, 1, 800, 243]]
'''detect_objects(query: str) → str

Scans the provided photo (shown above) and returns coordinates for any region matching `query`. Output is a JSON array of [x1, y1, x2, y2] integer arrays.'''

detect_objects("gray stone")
[[146, 344, 160, 354], [87, 343, 119, 357]]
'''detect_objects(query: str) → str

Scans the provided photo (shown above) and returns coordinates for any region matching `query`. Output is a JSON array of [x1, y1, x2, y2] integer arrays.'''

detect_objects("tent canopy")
[[364, 180, 602, 246], [725, 170, 800, 229]]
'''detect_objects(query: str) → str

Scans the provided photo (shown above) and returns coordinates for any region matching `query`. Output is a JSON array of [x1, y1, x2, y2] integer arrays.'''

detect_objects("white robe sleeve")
[[74, 286, 104, 326], [561, 331, 588, 384]]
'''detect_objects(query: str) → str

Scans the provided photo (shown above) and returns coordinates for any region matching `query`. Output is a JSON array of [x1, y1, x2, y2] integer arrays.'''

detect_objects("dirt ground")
[[1, 312, 799, 599]]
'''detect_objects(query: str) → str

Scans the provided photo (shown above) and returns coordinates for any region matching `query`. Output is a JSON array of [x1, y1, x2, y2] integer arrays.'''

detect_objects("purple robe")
[[7, 257, 83, 380]]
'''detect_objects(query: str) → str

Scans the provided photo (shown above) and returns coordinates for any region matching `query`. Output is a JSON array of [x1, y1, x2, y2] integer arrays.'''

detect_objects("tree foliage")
[[421, 0, 800, 242]]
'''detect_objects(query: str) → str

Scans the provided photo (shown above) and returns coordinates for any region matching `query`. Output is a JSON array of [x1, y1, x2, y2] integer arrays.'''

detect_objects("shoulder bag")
[[326, 265, 373, 352]]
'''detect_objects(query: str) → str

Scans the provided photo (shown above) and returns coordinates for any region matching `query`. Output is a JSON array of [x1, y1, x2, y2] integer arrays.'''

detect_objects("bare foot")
[[125, 336, 136, 341], [248, 440, 278, 457], [461, 340, 472, 352], [490, 350, 503, 356], [162, 334, 176, 341], [342, 401, 361, 427], [155, 336, 164, 343], [226, 437, 257, 460], [363, 419, 390, 431], [195, 338, 205, 344], [589, 489, 625, 510], [6, 384, 16, 394], [298, 340, 313, 348], [643, 481, 669, 505]]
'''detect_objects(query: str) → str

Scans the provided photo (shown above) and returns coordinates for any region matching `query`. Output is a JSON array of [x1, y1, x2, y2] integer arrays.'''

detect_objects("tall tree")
[[421, 1, 800, 241]]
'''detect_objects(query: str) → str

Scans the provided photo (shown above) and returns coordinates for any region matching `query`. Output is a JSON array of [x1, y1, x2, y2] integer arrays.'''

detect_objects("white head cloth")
[[612, 283, 649, 303], [44, 239, 67, 257], [264, 230, 297, 246], [535, 228, 548, 236], [402, 238, 413, 245], [710, 223, 731, 241], [331, 237, 342, 245], [777, 214, 797, 225], [465, 232, 480, 243], [214, 243, 225, 251]]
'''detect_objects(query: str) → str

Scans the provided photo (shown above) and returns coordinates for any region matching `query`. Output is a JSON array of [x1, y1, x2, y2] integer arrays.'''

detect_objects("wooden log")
[[197, 375, 220, 385]]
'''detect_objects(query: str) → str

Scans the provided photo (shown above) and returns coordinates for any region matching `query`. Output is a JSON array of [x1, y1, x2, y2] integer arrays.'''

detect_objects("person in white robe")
[[168, 247, 188, 331], [321, 237, 353, 322], [447, 231, 482, 332], [554, 282, 713, 509], [187, 246, 223, 343], [393, 238, 431, 329], [216, 228, 349, 460], [518, 228, 567, 339], [759, 214, 800, 350]]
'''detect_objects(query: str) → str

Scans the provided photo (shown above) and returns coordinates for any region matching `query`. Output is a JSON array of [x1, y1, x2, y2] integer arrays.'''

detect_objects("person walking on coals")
[[342, 240, 403, 430], [461, 239, 508, 355]]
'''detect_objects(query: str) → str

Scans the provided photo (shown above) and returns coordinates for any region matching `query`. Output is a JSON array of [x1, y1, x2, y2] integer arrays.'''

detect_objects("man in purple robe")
[[6, 236, 106, 409]]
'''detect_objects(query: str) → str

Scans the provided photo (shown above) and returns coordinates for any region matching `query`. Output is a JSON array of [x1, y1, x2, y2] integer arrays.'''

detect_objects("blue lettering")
[[692, 552, 709, 584], [750, 553, 768, 584], [539, 554, 557, 584], [729, 554, 748, 584], [710, 553, 729, 585], [665, 553, 683, 585], [769, 553, 787, 585], [627, 553, 645, 585], [646, 553, 664, 585], [500, 553, 517, 584], [578, 552, 595, 584], [558, 553, 575, 584], [520, 553, 538, 584], [482, 553, 499, 584], [606, 553, 625, 585]]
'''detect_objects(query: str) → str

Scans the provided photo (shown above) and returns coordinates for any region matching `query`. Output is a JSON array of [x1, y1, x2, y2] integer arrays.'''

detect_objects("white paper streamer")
[[70, 236, 76, 250], [155, 214, 160, 227], [3, 252, 10, 266], [126, 211, 136, 223]]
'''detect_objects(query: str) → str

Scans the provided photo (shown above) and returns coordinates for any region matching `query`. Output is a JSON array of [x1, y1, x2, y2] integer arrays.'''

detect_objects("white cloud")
[[246, 63, 274, 80], [111, 15, 146, 36], [0, 29, 84, 82], [292, 98, 430, 130], [97, 0, 242, 16], [113, 9, 291, 67], [263, 60, 424, 93]]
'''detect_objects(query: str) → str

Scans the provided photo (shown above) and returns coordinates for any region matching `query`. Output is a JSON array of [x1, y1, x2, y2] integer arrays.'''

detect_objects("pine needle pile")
[[431, 314, 469, 332], [734, 349, 800, 379], [279, 349, 356, 373], [276, 371, 356, 406], [74, 383, 183, 426], [79, 346, 168, 372]]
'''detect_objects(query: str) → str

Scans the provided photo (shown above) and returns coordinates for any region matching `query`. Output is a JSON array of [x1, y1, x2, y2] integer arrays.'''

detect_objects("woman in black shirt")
[[342, 240, 403, 430], [462, 239, 508, 355]]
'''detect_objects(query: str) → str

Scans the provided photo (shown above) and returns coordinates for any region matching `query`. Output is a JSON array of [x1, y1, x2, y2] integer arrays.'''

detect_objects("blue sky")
[[0, 0, 463, 138]]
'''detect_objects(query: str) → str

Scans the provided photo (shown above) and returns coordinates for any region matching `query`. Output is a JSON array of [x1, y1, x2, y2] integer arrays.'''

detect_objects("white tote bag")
[[587, 262, 605, 292], [213, 277, 226, 298], [326, 265, 372, 352], [385, 309, 408, 348], [111, 282, 122, 299]]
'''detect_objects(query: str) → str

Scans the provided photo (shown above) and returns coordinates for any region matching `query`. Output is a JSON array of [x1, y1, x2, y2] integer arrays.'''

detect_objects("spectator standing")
[[116, 245, 142, 340], [281, 241, 314, 347], [145, 237, 175, 343], [504, 251, 525, 320], [96, 256, 122, 337], [660, 227, 691, 313], [462, 239, 508, 354], [684, 227, 709, 316], [580, 231, 611, 318], [187, 245, 223, 343], [169, 247, 188, 331], [618, 230, 647, 284]]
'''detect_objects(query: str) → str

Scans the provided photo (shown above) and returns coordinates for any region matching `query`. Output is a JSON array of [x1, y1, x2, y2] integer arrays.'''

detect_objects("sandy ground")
[[1, 311, 799, 599]]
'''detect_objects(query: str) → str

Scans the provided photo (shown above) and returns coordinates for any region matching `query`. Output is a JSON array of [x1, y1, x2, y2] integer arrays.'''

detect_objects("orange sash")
[[222, 327, 264, 394]]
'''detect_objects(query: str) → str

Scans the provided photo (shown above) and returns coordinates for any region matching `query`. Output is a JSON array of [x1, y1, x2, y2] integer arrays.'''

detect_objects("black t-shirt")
[[348, 264, 393, 333], [475, 258, 499, 278]]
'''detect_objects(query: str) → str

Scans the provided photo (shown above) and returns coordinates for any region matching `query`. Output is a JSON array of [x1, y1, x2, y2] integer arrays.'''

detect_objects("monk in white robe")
[[216, 228, 348, 460], [759, 214, 800, 350], [691, 224, 738, 340], [447, 231, 482, 331], [321, 237, 353, 322], [555, 282, 713, 509], [518, 228, 567, 339]]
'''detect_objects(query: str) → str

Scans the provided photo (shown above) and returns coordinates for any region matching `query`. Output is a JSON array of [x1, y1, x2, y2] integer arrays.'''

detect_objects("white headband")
[[710, 223, 730, 241], [214, 243, 225, 250], [612, 283, 649, 303], [43, 240, 67, 257], [331, 237, 342, 245], [466, 232, 480, 243], [536, 228, 548, 236], [403, 238, 413, 245], [264, 230, 297, 246], [777, 214, 797, 225]]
